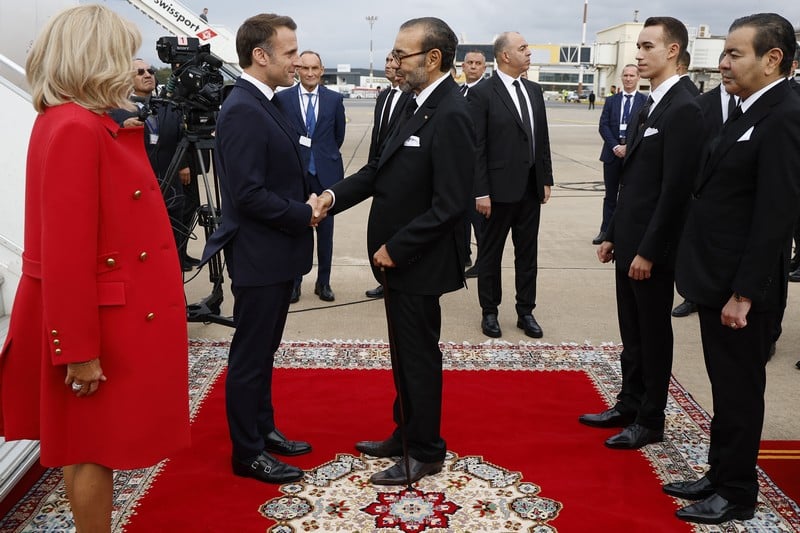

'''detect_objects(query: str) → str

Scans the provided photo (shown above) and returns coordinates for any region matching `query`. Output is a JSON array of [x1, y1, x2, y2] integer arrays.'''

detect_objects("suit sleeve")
[[598, 97, 618, 148], [335, 94, 346, 148], [216, 99, 311, 233], [468, 87, 490, 197], [531, 85, 554, 187], [385, 104, 475, 265], [637, 101, 704, 263]]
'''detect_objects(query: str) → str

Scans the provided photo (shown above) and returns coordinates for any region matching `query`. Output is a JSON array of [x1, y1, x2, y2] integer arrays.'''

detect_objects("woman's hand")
[[65, 359, 107, 397]]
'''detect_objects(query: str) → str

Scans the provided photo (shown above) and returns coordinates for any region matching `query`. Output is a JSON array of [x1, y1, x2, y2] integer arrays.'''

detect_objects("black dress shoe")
[[796, 360, 800, 370], [663, 476, 715, 500], [672, 299, 698, 317], [355, 438, 403, 458], [264, 429, 312, 456], [578, 407, 635, 428], [314, 283, 335, 302], [790, 267, 800, 282], [481, 314, 502, 338], [232, 452, 304, 484], [370, 456, 444, 486], [517, 315, 543, 338], [181, 262, 194, 272], [290, 285, 301, 303], [464, 265, 479, 278], [604, 423, 663, 449], [592, 231, 607, 245], [675, 493, 755, 524], [365, 285, 384, 298]]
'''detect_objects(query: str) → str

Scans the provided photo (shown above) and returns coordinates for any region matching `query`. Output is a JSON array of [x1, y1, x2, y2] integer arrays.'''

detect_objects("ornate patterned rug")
[[1, 340, 798, 532]]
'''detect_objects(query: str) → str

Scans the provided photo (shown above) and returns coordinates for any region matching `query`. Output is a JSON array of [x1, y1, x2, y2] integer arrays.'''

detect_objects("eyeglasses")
[[136, 68, 156, 76], [390, 48, 432, 65]]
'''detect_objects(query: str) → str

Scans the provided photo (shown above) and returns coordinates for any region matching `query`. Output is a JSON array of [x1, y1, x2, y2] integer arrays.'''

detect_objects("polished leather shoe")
[[592, 231, 606, 245], [464, 265, 479, 278], [675, 493, 755, 524], [290, 285, 301, 303], [672, 299, 697, 317], [232, 452, 304, 484], [605, 423, 663, 449], [790, 267, 800, 282], [355, 438, 403, 458], [365, 285, 384, 298], [663, 476, 715, 500], [578, 407, 635, 428], [517, 314, 543, 338], [181, 262, 194, 272], [481, 314, 502, 338], [315, 283, 335, 302], [263, 429, 311, 456], [370, 456, 444, 486]]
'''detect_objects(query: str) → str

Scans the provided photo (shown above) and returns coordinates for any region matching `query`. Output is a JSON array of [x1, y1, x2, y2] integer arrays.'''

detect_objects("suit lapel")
[[626, 85, 678, 159], [492, 74, 526, 131], [238, 79, 304, 164]]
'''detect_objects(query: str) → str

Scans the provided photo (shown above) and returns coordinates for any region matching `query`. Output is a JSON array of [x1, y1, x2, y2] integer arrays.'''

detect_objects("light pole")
[[366, 15, 378, 87]]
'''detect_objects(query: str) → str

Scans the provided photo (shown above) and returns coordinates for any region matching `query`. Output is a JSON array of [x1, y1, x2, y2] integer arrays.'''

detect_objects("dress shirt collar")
[[413, 72, 450, 111], [466, 79, 482, 89], [621, 91, 637, 98], [241, 72, 274, 100], [300, 84, 319, 97], [495, 68, 523, 91], [648, 74, 680, 109], [739, 77, 784, 113]]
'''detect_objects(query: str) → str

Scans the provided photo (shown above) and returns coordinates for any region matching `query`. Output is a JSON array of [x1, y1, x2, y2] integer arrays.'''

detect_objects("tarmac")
[[184, 97, 800, 440]]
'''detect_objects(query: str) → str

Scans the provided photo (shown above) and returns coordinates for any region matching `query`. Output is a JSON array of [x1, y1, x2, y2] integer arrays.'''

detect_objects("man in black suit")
[[677, 50, 700, 96], [201, 13, 318, 484], [364, 52, 413, 300], [468, 31, 554, 339], [665, 14, 800, 524], [276, 50, 346, 303], [578, 17, 705, 450], [594, 64, 646, 245], [317, 17, 474, 485]]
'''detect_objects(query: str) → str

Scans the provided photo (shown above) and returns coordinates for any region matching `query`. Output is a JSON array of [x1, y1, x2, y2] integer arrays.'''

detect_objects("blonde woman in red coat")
[[0, 5, 190, 531]]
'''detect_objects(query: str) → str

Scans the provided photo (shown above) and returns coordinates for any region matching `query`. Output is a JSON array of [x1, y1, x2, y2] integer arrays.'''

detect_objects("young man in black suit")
[[364, 52, 413, 300], [578, 17, 705, 450], [317, 17, 474, 485], [468, 31, 554, 339], [202, 13, 319, 484], [666, 13, 800, 525]]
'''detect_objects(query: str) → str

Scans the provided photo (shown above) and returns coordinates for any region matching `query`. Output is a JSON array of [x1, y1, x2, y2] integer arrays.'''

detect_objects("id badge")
[[149, 133, 159, 145], [299, 135, 312, 147]]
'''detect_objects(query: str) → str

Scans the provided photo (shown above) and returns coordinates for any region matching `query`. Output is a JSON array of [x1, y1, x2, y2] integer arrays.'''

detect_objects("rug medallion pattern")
[[1, 340, 798, 532]]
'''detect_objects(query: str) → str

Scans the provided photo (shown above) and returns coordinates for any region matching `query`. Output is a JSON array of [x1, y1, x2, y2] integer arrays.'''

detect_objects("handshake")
[[306, 191, 333, 227]]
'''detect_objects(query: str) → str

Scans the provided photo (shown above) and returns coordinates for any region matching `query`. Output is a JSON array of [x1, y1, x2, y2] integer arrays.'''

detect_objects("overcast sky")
[[104, 0, 798, 68]]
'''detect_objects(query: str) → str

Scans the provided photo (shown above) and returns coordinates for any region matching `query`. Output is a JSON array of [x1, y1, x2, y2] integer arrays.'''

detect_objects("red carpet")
[[759, 441, 800, 507], [2, 341, 798, 532]]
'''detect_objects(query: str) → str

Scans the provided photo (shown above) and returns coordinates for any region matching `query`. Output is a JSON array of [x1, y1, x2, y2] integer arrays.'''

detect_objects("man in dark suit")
[[677, 50, 700, 96], [276, 50, 346, 303], [317, 17, 474, 485], [468, 31, 554, 339], [364, 52, 413, 300], [672, 67, 738, 319], [594, 64, 646, 245], [665, 14, 800, 524], [201, 13, 318, 484], [578, 17, 705, 450]]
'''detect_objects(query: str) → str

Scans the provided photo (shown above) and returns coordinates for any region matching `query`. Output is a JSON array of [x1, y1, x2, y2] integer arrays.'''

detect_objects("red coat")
[[0, 103, 190, 469]]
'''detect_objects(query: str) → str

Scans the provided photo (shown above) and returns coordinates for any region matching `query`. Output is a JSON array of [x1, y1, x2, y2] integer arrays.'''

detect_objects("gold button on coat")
[[133, 190, 142, 199], [106, 257, 116, 267], [54, 348, 62, 355], [139, 252, 148, 261], [146, 312, 155, 321], [53, 339, 61, 346], [51, 329, 58, 336]]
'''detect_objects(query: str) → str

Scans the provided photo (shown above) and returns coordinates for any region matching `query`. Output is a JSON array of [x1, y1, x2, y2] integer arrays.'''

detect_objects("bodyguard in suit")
[[364, 52, 413, 300], [317, 17, 475, 485], [677, 50, 701, 96], [469, 31, 554, 339], [276, 51, 346, 303], [579, 17, 705, 450], [594, 64, 646, 245], [666, 14, 800, 524], [202, 13, 318, 484]]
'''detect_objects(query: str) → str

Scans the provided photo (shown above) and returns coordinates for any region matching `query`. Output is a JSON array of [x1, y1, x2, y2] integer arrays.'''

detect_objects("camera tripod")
[[162, 130, 234, 328]]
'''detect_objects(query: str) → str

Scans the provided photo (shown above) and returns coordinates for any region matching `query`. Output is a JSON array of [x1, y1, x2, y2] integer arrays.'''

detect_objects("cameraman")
[[110, 59, 193, 270]]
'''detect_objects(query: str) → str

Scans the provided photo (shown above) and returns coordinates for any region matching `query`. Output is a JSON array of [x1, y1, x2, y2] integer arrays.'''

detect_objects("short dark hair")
[[644, 16, 689, 55], [729, 13, 797, 76], [399, 17, 458, 73], [678, 50, 691, 68], [236, 13, 296, 68]]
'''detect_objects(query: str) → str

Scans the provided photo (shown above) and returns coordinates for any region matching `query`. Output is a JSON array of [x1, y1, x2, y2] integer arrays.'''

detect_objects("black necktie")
[[460, 84, 468, 96], [637, 95, 654, 128], [726, 94, 737, 123], [728, 102, 742, 123], [377, 89, 397, 146], [513, 80, 534, 162]]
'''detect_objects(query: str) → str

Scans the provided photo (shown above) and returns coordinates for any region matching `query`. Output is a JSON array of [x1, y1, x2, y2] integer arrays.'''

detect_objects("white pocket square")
[[737, 126, 754, 142], [403, 135, 420, 147], [643, 127, 659, 137]]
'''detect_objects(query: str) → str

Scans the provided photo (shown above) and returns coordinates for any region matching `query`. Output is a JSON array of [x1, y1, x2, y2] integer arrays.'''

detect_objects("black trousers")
[[384, 288, 446, 463], [477, 188, 541, 317], [613, 266, 675, 429], [601, 158, 623, 233], [698, 305, 774, 506], [227, 282, 293, 459]]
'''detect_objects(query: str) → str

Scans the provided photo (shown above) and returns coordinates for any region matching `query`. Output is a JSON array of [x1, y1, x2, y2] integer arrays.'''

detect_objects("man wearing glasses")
[[111, 59, 191, 268], [315, 17, 475, 485]]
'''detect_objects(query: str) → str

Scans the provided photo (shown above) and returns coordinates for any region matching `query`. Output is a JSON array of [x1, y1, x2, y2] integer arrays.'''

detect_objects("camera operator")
[[110, 59, 193, 270]]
